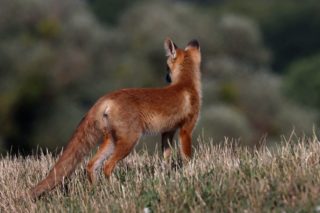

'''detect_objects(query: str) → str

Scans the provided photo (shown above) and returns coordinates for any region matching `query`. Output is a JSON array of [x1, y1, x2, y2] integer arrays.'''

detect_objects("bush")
[[199, 104, 254, 145], [284, 54, 320, 109], [0, 0, 116, 154]]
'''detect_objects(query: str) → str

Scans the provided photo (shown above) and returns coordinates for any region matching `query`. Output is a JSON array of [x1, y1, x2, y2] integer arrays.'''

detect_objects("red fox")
[[29, 38, 202, 199]]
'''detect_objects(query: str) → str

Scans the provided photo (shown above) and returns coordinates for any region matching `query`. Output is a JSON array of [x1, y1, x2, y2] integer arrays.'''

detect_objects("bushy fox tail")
[[29, 114, 103, 199]]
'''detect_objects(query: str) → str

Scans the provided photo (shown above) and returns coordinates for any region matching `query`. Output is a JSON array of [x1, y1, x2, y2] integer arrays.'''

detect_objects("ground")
[[1, 135, 320, 212]]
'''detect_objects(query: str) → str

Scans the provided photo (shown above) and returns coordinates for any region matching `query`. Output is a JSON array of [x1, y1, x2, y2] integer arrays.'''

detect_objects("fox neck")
[[171, 61, 201, 96]]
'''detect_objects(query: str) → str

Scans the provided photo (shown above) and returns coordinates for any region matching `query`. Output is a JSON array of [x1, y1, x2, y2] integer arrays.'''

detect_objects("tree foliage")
[[0, 0, 318, 154]]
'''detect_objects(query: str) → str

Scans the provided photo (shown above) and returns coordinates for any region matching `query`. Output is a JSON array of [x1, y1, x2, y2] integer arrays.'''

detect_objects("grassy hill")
[[1, 135, 320, 212]]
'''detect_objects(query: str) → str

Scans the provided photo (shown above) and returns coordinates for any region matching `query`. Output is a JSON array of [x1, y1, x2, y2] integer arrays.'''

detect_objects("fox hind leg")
[[103, 136, 139, 178], [86, 134, 114, 184]]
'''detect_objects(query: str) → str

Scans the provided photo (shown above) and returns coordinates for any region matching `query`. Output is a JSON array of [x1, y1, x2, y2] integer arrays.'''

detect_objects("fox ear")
[[164, 38, 177, 58], [185, 39, 200, 51]]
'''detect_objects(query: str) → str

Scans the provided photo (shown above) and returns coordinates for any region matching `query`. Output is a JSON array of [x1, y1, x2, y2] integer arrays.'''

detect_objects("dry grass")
[[1, 135, 320, 212]]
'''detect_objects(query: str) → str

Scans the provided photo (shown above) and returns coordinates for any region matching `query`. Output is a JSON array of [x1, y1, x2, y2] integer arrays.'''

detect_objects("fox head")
[[164, 38, 201, 84]]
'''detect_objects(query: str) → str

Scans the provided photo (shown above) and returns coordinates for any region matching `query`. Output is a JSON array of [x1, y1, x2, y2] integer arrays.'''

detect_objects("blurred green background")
[[0, 0, 320, 155]]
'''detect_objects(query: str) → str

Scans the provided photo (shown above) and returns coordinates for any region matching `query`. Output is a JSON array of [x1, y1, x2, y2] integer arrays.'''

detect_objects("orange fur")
[[29, 38, 202, 199]]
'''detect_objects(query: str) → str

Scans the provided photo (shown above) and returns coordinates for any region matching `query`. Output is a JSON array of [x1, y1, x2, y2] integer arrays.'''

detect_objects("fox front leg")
[[161, 130, 176, 160]]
